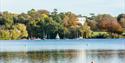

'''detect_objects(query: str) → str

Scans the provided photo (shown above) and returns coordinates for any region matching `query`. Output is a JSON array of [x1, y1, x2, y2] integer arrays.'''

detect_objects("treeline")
[[87, 13, 125, 38], [0, 9, 125, 40]]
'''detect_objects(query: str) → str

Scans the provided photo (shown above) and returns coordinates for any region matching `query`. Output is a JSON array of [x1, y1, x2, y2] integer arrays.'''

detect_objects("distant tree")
[[10, 23, 28, 39], [10, 29, 21, 40], [107, 21, 123, 34], [51, 9, 58, 15], [117, 14, 125, 28], [63, 12, 80, 38], [64, 12, 78, 27], [87, 20, 97, 31], [0, 12, 2, 16], [96, 14, 123, 34], [63, 15, 69, 27], [0, 14, 4, 25], [1, 11, 14, 27], [80, 22, 92, 38], [51, 9, 62, 23], [14, 13, 31, 25], [13, 24, 28, 37], [27, 9, 49, 38], [89, 13, 96, 20], [0, 29, 10, 40], [37, 9, 49, 15], [58, 25, 69, 39], [27, 9, 36, 16], [46, 21, 59, 39], [1, 9, 124, 39]]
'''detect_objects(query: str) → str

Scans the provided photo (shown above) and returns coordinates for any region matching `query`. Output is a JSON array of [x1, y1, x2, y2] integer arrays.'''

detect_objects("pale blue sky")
[[0, 0, 125, 16]]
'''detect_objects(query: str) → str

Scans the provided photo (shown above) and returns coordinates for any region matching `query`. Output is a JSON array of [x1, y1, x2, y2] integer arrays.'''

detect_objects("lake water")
[[0, 39, 125, 63]]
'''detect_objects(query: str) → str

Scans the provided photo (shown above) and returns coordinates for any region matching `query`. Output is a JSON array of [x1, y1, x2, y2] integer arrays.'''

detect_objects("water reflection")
[[0, 50, 125, 63]]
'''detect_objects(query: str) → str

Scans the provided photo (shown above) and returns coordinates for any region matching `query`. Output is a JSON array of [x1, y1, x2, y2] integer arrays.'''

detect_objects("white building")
[[77, 16, 86, 25]]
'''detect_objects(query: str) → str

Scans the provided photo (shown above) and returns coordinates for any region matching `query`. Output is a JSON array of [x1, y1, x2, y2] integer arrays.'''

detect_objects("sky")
[[0, 0, 125, 16]]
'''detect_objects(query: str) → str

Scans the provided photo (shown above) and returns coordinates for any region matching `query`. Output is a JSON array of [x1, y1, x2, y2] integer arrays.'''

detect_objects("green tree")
[[2, 11, 14, 27], [0, 29, 10, 40], [117, 14, 125, 28], [80, 22, 92, 38], [10, 29, 21, 40], [13, 24, 28, 38], [14, 13, 31, 25], [27, 9, 48, 38]]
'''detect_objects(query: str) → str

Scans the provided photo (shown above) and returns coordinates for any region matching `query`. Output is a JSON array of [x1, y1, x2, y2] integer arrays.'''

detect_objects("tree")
[[37, 9, 49, 15], [58, 26, 69, 39], [117, 14, 125, 28], [0, 29, 10, 40], [0, 13, 4, 25], [64, 12, 78, 27], [51, 9, 58, 15], [1, 11, 14, 27], [62, 12, 80, 38], [27, 9, 49, 39], [87, 20, 97, 31], [28, 9, 36, 17], [14, 13, 31, 25], [51, 9, 64, 25], [1, 9, 124, 39], [80, 22, 92, 38], [10, 29, 21, 40], [9, 24, 28, 39], [13, 24, 28, 38], [107, 21, 123, 34], [46, 21, 59, 39], [96, 14, 123, 34]]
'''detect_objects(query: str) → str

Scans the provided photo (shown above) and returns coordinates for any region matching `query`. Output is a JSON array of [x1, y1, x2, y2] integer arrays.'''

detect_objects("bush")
[[91, 32, 110, 38], [109, 33, 124, 38]]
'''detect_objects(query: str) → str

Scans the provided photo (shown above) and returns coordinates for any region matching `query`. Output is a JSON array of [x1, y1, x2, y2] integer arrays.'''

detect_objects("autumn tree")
[[95, 14, 123, 34], [64, 12, 78, 27], [87, 20, 97, 31], [63, 12, 80, 38]]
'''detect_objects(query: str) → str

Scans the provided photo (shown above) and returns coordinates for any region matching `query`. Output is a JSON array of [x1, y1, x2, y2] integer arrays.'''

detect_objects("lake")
[[0, 39, 125, 63]]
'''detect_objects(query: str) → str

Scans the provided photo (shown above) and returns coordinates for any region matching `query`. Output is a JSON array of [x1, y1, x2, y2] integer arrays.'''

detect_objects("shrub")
[[91, 32, 109, 38]]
